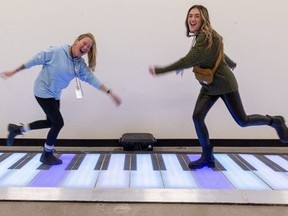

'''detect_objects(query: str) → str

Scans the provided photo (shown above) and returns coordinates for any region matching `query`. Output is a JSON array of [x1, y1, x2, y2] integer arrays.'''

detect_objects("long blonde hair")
[[185, 5, 223, 51], [75, 33, 97, 71]]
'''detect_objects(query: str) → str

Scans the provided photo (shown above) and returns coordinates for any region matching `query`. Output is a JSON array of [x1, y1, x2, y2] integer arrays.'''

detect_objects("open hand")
[[0, 71, 15, 79], [148, 66, 156, 77], [110, 92, 122, 106]]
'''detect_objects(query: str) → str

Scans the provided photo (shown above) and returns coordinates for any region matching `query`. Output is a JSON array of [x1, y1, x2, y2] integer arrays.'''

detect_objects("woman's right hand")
[[148, 65, 156, 77], [0, 71, 16, 79], [1, 65, 25, 79]]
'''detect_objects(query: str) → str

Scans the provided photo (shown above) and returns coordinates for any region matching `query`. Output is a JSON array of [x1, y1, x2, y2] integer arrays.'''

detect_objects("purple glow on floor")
[[188, 154, 234, 189], [28, 154, 75, 187]]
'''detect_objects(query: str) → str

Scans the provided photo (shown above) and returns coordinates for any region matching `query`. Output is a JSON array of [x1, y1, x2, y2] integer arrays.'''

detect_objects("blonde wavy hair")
[[185, 5, 223, 51], [74, 33, 97, 71]]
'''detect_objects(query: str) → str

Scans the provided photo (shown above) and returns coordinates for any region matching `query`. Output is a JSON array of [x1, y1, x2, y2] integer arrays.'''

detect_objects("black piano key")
[[234, 154, 257, 171], [94, 154, 105, 170], [156, 154, 166, 171], [8, 153, 28, 169], [0, 153, 13, 163], [65, 154, 81, 170], [124, 154, 131, 170], [254, 154, 287, 172], [72, 154, 86, 170], [213, 157, 226, 171], [151, 154, 160, 170], [130, 154, 137, 170], [182, 154, 191, 168], [280, 155, 288, 161], [65, 154, 85, 170], [37, 163, 52, 170], [176, 154, 189, 171], [228, 154, 251, 171], [101, 154, 111, 170], [9, 153, 37, 169], [37, 161, 58, 170]]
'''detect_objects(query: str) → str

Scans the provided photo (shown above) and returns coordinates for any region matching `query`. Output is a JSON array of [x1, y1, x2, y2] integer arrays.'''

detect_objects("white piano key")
[[130, 154, 164, 188], [214, 154, 271, 190], [61, 154, 101, 188], [0, 153, 26, 181], [265, 155, 288, 171], [0, 154, 42, 187], [161, 154, 198, 189], [96, 154, 130, 188], [240, 154, 288, 190]]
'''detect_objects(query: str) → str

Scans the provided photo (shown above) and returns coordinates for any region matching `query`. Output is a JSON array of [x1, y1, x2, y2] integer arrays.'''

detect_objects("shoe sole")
[[188, 161, 215, 169], [39, 159, 63, 165]]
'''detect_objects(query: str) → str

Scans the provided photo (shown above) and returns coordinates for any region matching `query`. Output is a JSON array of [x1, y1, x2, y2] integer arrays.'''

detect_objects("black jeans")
[[29, 96, 64, 147], [192, 90, 271, 148]]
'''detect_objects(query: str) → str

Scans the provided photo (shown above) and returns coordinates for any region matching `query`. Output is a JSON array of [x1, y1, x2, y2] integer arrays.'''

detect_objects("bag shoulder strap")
[[211, 46, 224, 74]]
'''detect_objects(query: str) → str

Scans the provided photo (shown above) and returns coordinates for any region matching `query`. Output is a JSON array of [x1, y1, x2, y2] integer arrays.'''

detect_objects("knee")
[[192, 111, 204, 125], [52, 118, 64, 131], [58, 119, 64, 129], [236, 118, 249, 127]]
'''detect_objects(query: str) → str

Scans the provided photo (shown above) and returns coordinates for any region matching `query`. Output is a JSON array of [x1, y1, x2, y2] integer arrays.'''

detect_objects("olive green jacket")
[[155, 32, 238, 95]]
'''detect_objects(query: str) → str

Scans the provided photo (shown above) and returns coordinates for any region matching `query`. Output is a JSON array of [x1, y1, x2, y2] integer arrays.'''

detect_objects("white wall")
[[0, 0, 287, 140]]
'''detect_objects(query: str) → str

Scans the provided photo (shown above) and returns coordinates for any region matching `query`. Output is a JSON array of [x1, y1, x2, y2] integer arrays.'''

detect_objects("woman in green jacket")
[[149, 5, 288, 169]]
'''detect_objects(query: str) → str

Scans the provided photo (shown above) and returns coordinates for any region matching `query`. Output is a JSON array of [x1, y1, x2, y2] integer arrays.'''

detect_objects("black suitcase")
[[120, 133, 156, 151]]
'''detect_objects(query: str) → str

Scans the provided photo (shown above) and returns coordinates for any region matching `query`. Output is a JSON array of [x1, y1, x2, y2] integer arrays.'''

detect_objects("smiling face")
[[187, 8, 203, 34], [71, 36, 93, 57]]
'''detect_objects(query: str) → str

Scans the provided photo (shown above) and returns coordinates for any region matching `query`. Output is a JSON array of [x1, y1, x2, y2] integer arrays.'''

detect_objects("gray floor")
[[0, 146, 287, 216], [0, 202, 287, 216]]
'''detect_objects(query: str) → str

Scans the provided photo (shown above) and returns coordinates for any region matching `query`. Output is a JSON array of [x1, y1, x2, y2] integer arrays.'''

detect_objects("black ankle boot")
[[267, 115, 288, 143], [188, 147, 215, 169], [7, 123, 23, 146], [40, 150, 62, 165]]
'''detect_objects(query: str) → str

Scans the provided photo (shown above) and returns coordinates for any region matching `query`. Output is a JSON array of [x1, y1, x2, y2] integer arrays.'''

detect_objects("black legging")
[[192, 90, 271, 148], [29, 96, 64, 147]]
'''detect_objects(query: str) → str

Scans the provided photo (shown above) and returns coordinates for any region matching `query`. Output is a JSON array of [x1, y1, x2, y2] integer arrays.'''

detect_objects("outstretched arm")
[[99, 84, 122, 106], [0, 64, 26, 79]]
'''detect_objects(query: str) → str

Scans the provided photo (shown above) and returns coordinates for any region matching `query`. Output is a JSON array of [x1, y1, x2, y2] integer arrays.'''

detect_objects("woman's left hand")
[[110, 92, 122, 106]]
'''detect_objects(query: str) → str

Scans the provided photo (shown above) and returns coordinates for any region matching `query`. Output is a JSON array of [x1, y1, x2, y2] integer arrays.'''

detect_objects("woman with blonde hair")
[[149, 5, 288, 169], [1, 33, 121, 165]]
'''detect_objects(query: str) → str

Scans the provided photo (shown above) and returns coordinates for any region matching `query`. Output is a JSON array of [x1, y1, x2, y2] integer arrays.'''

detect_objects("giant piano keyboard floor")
[[0, 146, 288, 205]]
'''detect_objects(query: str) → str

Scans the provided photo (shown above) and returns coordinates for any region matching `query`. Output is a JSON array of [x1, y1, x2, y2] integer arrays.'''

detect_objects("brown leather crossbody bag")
[[193, 48, 223, 85]]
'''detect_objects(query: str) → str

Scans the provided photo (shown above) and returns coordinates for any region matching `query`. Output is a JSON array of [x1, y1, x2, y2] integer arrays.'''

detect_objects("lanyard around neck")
[[70, 46, 79, 77], [71, 58, 78, 77], [70, 46, 84, 99], [71, 54, 82, 91]]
